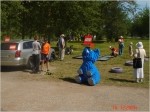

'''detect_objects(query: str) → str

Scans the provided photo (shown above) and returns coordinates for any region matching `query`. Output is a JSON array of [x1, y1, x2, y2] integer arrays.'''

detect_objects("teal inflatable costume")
[[75, 47, 101, 86]]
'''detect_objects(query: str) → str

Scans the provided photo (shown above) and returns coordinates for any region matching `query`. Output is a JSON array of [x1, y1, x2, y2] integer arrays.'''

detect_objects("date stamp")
[[112, 104, 138, 111]]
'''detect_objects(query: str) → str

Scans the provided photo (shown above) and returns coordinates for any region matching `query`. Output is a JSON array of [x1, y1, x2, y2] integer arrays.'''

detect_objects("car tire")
[[110, 67, 123, 73], [49, 51, 56, 61], [125, 60, 133, 66]]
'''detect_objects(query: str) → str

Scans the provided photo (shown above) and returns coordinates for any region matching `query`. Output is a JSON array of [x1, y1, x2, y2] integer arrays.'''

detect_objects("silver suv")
[[1, 39, 55, 68]]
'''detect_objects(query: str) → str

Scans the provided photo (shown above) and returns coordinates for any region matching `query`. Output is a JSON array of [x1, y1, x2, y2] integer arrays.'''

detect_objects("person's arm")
[[144, 49, 146, 57], [49, 44, 51, 54], [62, 38, 65, 49], [38, 42, 41, 50], [133, 49, 138, 58], [32, 42, 34, 50]]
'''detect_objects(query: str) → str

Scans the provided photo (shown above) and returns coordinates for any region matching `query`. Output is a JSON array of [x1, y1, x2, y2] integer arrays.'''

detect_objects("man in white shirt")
[[32, 35, 41, 73], [57, 34, 65, 61]]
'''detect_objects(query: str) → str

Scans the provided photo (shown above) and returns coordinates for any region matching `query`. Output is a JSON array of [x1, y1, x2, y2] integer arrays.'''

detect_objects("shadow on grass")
[[59, 77, 76, 84], [109, 71, 123, 73], [109, 78, 135, 83], [59, 77, 91, 86]]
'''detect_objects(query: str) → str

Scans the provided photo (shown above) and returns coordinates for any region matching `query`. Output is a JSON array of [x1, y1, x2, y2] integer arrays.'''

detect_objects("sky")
[[136, 0, 149, 10]]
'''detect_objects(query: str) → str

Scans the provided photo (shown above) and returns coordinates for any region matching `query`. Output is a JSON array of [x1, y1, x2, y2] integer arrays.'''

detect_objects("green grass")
[[47, 38, 149, 88]]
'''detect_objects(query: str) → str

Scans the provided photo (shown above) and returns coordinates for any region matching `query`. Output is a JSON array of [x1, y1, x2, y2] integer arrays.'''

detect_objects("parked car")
[[1, 39, 55, 69]]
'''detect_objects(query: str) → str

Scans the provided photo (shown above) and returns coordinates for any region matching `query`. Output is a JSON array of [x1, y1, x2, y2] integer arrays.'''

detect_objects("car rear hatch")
[[1, 42, 21, 63]]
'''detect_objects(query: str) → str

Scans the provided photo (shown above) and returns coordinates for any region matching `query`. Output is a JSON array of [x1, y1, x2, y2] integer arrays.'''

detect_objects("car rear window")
[[1, 43, 18, 50]]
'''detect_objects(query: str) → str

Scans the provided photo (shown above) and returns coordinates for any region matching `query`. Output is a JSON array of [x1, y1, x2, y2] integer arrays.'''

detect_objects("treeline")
[[1, 1, 149, 41]]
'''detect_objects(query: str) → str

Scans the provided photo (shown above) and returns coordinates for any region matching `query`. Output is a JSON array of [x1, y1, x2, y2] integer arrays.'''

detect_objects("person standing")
[[32, 35, 41, 73], [41, 38, 51, 72], [57, 34, 65, 61], [118, 36, 124, 55], [133, 42, 146, 83], [129, 42, 133, 56]]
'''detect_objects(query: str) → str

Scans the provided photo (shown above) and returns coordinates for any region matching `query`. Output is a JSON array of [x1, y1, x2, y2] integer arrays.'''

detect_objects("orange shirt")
[[41, 43, 51, 54], [111, 48, 118, 52]]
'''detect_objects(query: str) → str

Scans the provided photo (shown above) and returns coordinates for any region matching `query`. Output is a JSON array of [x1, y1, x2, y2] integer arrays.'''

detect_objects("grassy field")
[[47, 38, 149, 88]]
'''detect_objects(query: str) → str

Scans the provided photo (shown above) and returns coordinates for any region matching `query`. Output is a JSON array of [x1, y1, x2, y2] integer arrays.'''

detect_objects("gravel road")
[[1, 67, 149, 111]]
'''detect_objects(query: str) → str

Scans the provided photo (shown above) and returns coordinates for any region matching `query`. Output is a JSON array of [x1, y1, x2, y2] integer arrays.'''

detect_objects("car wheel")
[[27, 56, 33, 69], [49, 51, 56, 61], [110, 67, 123, 73]]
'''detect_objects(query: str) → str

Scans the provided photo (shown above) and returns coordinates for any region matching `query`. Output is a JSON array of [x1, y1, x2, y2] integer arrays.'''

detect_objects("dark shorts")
[[41, 53, 48, 61]]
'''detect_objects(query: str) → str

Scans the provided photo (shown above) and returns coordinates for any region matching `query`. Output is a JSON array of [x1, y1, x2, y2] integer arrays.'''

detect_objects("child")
[[109, 46, 118, 57], [118, 38, 124, 55], [129, 42, 133, 56]]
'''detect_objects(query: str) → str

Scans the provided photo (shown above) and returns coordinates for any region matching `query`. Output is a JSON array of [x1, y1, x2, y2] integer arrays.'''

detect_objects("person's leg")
[[60, 49, 63, 60], [41, 60, 44, 71], [59, 48, 61, 59], [41, 53, 45, 71], [35, 54, 40, 72], [46, 62, 49, 71], [119, 47, 121, 55], [136, 69, 140, 83], [34, 54, 38, 72], [45, 58, 49, 71], [61, 49, 65, 60], [122, 48, 124, 55], [32, 54, 36, 72], [140, 69, 143, 82], [140, 60, 144, 82], [120, 48, 122, 55]]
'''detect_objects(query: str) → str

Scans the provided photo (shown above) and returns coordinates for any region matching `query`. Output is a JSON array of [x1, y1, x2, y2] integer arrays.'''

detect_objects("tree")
[[1, 1, 138, 40], [98, 1, 136, 41], [1, 1, 26, 39], [131, 7, 149, 37]]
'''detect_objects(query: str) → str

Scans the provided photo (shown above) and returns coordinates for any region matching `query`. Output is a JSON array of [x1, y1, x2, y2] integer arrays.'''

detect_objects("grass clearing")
[[48, 38, 149, 88]]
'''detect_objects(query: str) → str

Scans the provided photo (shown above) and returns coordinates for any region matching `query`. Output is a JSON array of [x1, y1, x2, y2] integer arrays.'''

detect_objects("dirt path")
[[1, 68, 149, 111]]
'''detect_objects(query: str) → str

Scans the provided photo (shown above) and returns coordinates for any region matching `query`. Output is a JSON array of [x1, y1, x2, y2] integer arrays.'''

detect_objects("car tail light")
[[15, 50, 21, 58]]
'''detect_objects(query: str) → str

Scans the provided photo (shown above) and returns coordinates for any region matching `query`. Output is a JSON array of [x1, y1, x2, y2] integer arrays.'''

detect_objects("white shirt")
[[58, 37, 65, 48], [32, 40, 41, 54], [134, 48, 146, 59]]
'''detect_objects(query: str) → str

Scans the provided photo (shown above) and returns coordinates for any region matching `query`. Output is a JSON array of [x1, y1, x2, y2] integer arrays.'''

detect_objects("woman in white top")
[[134, 42, 146, 83]]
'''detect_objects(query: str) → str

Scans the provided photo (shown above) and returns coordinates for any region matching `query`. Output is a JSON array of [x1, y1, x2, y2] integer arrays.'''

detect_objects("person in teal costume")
[[75, 47, 101, 86]]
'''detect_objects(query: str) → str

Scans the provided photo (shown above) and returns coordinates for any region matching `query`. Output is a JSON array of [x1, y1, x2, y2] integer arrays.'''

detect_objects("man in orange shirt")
[[41, 38, 51, 72]]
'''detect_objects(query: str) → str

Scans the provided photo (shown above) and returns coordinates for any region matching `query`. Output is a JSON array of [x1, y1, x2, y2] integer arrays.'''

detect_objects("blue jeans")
[[119, 48, 123, 55], [119, 43, 124, 55]]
